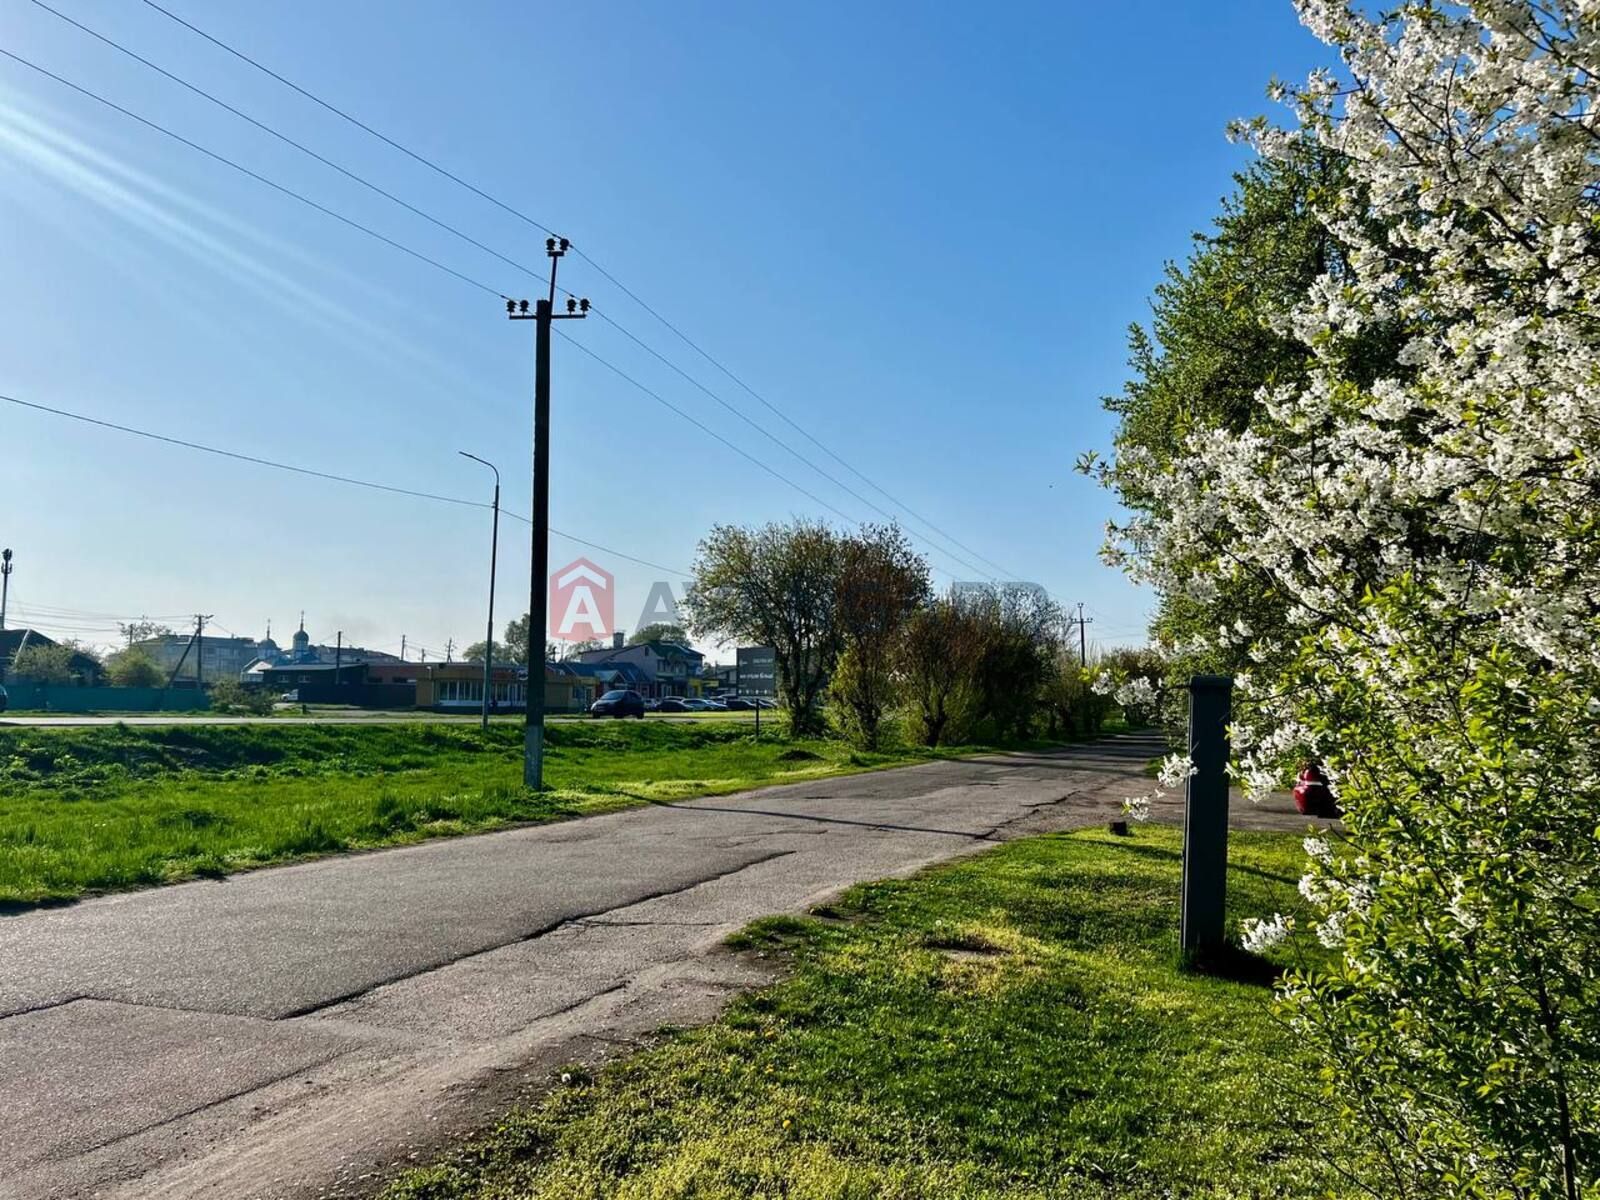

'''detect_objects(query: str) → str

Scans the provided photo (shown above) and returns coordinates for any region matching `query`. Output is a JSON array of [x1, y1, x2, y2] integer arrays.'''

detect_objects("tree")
[[1040, 652, 1114, 740], [968, 585, 1062, 743], [561, 639, 601, 659], [830, 525, 929, 748], [628, 623, 689, 646], [463, 640, 511, 664], [1104, 4, 1600, 1194], [498, 615, 559, 666], [104, 647, 163, 688], [118, 618, 175, 646], [8, 641, 91, 685], [896, 596, 984, 747], [685, 520, 847, 737], [1093, 144, 1402, 685]]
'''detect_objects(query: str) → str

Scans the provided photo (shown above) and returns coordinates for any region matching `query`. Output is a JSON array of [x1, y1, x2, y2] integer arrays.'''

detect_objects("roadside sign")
[[735, 646, 777, 699]]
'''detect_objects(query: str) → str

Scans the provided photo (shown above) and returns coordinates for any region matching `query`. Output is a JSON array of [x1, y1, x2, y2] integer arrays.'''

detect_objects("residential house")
[[569, 637, 705, 699], [0, 628, 102, 684]]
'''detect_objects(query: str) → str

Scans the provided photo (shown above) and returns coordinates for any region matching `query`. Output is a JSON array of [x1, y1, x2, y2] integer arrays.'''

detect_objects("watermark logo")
[[550, 557, 614, 643]]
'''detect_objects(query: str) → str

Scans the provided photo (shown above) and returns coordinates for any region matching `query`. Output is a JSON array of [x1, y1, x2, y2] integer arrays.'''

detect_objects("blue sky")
[[0, 1, 1328, 660]]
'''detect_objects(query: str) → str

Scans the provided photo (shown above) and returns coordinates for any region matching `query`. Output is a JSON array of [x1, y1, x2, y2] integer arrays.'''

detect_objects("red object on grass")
[[1293, 762, 1337, 817]]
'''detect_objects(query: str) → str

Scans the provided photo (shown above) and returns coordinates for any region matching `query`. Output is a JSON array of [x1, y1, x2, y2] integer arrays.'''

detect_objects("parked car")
[[0, 683, 7, 713], [642, 697, 661, 712], [589, 689, 646, 718], [720, 696, 754, 710], [679, 697, 712, 711], [752, 696, 778, 709], [656, 697, 690, 713], [702, 697, 728, 711]]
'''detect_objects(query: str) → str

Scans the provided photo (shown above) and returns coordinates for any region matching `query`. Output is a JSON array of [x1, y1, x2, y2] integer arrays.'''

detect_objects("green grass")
[[382, 825, 1336, 1200], [0, 721, 1083, 906]]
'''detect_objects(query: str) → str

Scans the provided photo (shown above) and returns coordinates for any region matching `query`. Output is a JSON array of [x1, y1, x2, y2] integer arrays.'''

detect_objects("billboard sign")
[[735, 645, 778, 699]]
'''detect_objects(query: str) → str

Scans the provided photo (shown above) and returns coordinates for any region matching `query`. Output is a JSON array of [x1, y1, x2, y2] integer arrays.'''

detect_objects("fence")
[[287, 682, 418, 709], [0, 684, 212, 713]]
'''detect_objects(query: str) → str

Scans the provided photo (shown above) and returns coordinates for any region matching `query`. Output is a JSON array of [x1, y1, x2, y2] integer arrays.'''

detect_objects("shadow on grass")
[[1179, 940, 1284, 989], [1093, 836, 1303, 889]]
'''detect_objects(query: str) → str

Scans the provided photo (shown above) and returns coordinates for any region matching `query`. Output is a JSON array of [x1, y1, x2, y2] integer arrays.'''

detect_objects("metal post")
[[0, 548, 11, 630], [335, 631, 342, 685], [459, 452, 500, 731], [1180, 674, 1234, 956]]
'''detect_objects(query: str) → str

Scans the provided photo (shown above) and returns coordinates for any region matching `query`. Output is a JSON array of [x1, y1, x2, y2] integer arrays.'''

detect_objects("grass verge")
[[383, 825, 1334, 1200], [0, 720, 1097, 905]]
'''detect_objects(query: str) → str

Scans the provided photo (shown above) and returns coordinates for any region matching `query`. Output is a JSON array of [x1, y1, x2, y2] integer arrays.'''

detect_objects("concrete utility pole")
[[1069, 602, 1094, 667], [335, 631, 343, 683], [0, 548, 11, 631], [1180, 674, 1234, 957], [400, 634, 407, 662], [459, 451, 501, 730], [167, 614, 211, 689], [508, 236, 589, 789]]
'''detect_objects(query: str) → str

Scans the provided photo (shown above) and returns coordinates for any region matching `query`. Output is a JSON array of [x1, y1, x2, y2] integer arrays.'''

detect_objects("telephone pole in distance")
[[1072, 602, 1094, 667], [508, 237, 589, 789]]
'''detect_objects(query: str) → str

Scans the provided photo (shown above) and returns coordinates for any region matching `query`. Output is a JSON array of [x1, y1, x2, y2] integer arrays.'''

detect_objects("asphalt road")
[[0, 733, 1319, 1200]]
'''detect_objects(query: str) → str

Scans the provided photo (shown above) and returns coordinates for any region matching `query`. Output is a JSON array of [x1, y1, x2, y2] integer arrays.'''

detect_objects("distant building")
[[239, 617, 401, 683], [0, 628, 102, 685], [569, 639, 705, 698], [133, 632, 260, 685]]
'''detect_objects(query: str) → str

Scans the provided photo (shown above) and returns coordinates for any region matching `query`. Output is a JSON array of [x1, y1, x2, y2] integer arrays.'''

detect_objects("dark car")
[[720, 696, 754, 710], [589, 688, 646, 718], [656, 697, 690, 713]]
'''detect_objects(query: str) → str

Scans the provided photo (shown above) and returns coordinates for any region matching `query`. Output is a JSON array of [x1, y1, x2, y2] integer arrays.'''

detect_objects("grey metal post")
[[459, 452, 500, 731], [1180, 674, 1233, 956]]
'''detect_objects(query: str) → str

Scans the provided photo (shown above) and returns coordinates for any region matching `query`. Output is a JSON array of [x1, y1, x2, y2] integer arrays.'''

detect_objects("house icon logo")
[[549, 557, 613, 643]]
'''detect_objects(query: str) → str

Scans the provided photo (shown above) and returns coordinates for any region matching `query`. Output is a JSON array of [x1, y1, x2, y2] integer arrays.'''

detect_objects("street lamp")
[[458, 451, 500, 731]]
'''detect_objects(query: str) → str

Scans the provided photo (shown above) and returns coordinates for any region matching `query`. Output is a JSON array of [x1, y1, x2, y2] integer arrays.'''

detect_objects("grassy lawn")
[[383, 825, 1333, 1200], [0, 721, 1087, 906]]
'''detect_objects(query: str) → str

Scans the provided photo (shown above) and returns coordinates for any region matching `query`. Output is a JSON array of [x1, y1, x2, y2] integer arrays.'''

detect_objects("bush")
[[208, 678, 273, 715], [104, 647, 164, 688]]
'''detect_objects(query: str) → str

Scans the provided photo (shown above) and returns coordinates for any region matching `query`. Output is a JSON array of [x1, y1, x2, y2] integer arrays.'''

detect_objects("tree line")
[[682, 518, 1148, 747]]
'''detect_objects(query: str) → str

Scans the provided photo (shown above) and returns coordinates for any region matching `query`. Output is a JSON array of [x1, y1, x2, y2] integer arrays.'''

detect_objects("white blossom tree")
[[1098, 2, 1600, 1194]]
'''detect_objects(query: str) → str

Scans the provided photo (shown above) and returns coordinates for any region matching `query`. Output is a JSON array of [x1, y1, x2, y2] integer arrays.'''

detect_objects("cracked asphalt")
[[0, 732, 1318, 1200]]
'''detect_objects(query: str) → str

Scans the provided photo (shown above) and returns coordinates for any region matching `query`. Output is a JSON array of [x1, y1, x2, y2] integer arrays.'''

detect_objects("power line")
[[0, 393, 690, 575], [0, 53, 950, 576], [131, 0, 1021, 581], [0, 47, 507, 300], [18, 6, 1000, 582], [25, 0, 551, 289], [1, 48, 994, 583]]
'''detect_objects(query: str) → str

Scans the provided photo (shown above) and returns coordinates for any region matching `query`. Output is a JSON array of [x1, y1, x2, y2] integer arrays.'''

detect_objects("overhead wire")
[[0, 47, 506, 300], [129, 0, 1021, 581], [0, 52, 981, 580], [14, 4, 1002, 582], [1, 394, 691, 575]]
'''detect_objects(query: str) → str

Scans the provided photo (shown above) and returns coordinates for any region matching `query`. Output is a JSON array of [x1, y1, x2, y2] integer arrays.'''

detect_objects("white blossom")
[[1240, 913, 1295, 953]]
